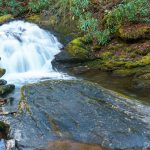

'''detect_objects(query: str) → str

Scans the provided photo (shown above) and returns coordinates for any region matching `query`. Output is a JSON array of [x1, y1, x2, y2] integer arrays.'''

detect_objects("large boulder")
[[65, 37, 93, 61], [4, 80, 150, 149]]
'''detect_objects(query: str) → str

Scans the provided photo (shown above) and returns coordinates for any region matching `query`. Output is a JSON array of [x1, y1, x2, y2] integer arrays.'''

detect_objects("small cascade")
[[0, 21, 70, 85]]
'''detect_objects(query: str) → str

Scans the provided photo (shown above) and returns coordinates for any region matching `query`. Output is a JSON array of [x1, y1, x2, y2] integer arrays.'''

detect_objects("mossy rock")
[[0, 121, 9, 139], [0, 14, 14, 24], [112, 68, 140, 77], [118, 23, 150, 41], [65, 37, 91, 60], [0, 68, 6, 78], [132, 73, 150, 89], [0, 84, 15, 96], [26, 15, 41, 23]]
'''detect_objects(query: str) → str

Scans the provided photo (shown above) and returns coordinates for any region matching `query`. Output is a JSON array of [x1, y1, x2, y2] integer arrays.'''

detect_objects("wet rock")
[[0, 84, 15, 96], [65, 37, 93, 61], [0, 79, 7, 85], [0, 98, 7, 106], [5, 80, 150, 149], [0, 121, 9, 139], [0, 68, 6, 78], [54, 50, 84, 63], [132, 73, 150, 88]]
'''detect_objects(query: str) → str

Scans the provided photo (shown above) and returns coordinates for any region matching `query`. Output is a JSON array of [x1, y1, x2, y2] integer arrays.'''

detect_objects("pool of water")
[[76, 70, 150, 104]]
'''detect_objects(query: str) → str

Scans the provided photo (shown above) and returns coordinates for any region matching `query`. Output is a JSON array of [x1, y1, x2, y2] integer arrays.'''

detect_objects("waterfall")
[[0, 21, 70, 85]]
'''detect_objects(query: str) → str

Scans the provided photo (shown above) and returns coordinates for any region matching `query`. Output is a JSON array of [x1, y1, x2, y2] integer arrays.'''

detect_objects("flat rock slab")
[[4, 80, 150, 149]]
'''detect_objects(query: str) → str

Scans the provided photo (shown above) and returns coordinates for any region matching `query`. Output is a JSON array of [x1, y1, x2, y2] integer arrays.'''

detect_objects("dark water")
[[76, 70, 150, 104]]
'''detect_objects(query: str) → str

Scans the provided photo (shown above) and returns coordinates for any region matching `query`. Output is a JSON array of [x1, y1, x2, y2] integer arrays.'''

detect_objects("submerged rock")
[[0, 84, 15, 96], [4, 80, 150, 149]]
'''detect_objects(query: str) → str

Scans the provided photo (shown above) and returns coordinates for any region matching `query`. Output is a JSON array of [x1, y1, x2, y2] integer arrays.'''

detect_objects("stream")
[[0, 20, 150, 150]]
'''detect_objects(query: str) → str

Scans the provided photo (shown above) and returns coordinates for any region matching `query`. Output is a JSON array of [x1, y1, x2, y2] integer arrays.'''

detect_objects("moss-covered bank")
[[64, 22, 150, 88]]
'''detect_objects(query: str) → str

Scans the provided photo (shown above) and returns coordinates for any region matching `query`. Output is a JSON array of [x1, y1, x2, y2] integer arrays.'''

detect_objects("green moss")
[[0, 14, 13, 24], [66, 37, 90, 59], [138, 73, 150, 80], [0, 68, 6, 78], [26, 15, 41, 23], [113, 68, 140, 77], [100, 52, 113, 59], [18, 86, 31, 114]]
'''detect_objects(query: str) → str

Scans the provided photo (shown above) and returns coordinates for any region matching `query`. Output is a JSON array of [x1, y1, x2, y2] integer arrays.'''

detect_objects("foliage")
[[0, 0, 27, 16], [0, 0, 149, 45]]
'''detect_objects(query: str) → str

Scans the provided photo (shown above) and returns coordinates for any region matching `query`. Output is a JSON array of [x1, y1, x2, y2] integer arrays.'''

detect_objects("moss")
[[100, 52, 113, 59], [0, 68, 6, 78], [112, 68, 140, 77], [65, 37, 90, 59], [26, 15, 41, 23], [118, 24, 150, 40], [0, 14, 13, 24], [18, 86, 31, 114], [138, 73, 150, 80]]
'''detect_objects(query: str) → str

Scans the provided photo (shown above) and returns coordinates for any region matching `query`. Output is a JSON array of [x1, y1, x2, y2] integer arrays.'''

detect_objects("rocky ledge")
[[53, 22, 150, 89], [3, 80, 150, 150]]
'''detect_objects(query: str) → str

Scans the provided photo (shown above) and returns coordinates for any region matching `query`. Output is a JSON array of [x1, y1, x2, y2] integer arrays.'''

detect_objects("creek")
[[0, 21, 150, 150]]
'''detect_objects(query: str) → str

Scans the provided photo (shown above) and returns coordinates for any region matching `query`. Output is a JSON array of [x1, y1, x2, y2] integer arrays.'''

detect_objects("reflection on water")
[[48, 140, 106, 150], [77, 70, 150, 104]]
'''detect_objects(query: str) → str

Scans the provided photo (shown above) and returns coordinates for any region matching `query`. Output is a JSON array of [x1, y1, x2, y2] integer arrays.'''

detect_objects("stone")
[[0, 84, 15, 96], [6, 80, 150, 149], [0, 79, 7, 85], [0, 68, 6, 78]]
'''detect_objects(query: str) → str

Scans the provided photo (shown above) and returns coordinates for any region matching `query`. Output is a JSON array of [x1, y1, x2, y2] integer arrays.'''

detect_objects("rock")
[[132, 73, 150, 88], [0, 98, 7, 105], [54, 50, 84, 63], [0, 68, 6, 78], [0, 14, 14, 24], [0, 121, 9, 139], [0, 84, 15, 96], [65, 37, 92, 61], [0, 79, 7, 85], [6, 80, 150, 149]]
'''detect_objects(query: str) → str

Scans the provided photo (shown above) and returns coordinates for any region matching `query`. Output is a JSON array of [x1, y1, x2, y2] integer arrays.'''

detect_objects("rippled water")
[[0, 21, 72, 86]]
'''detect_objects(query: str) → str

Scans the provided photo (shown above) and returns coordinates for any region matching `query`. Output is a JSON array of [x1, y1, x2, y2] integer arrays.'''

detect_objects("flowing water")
[[0, 21, 150, 150], [0, 20, 72, 86]]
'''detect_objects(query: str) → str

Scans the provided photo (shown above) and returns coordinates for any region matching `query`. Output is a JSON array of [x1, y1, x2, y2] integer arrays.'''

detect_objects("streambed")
[[0, 20, 150, 150]]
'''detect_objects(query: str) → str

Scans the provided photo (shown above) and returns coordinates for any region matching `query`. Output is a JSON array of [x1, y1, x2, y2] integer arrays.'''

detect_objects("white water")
[[0, 21, 71, 86]]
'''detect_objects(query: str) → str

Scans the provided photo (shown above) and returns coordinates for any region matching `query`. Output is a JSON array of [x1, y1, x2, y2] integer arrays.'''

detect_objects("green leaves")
[[0, 0, 27, 16]]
